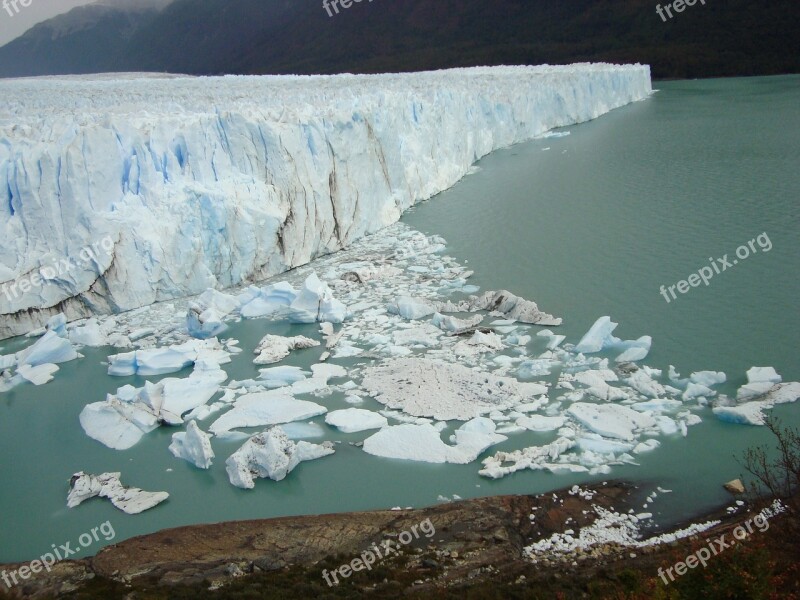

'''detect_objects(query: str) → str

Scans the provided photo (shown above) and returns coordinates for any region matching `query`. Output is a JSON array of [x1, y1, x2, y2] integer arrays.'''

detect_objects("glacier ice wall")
[[0, 65, 651, 338]]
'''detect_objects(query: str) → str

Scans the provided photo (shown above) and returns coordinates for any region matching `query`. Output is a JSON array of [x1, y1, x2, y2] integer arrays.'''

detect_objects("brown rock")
[[724, 479, 745, 495]]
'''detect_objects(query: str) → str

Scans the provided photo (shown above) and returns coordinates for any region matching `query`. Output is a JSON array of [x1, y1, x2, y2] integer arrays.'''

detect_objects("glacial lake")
[[1, 74, 798, 563]]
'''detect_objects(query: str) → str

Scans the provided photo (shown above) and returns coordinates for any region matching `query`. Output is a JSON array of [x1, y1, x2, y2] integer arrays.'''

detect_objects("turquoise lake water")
[[1, 75, 798, 563]]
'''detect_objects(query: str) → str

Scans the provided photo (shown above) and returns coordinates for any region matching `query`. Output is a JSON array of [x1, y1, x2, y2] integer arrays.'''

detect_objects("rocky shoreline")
[[2, 481, 789, 599]]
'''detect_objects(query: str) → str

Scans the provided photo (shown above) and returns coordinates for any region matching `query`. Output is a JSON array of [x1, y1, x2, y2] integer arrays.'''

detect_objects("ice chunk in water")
[[225, 426, 335, 488], [169, 421, 215, 469], [574, 316, 618, 354], [325, 408, 388, 433]]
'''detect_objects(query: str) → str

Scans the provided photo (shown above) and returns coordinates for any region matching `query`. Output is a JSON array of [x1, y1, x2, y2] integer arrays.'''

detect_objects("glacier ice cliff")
[[0, 64, 651, 339]]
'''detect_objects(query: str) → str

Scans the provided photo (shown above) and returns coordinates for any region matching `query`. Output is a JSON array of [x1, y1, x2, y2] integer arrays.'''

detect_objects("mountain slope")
[[0, 0, 798, 79], [0, 2, 164, 77]]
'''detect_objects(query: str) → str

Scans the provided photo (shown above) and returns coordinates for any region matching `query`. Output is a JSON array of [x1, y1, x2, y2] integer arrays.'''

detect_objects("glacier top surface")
[[0, 64, 649, 132]]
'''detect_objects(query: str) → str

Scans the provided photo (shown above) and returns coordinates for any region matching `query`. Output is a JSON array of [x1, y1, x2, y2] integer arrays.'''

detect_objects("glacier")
[[0, 64, 651, 339]]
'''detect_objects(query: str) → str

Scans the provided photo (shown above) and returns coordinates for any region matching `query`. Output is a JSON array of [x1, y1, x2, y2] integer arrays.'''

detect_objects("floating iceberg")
[[107, 338, 229, 377], [67, 471, 169, 515], [737, 366, 783, 401], [17, 363, 59, 385], [363, 420, 505, 464], [209, 392, 327, 434], [183, 290, 237, 339], [715, 382, 800, 426], [257, 365, 311, 388], [387, 296, 437, 320], [68, 318, 107, 347], [79, 394, 160, 450], [574, 317, 618, 354], [465, 291, 562, 326], [480, 437, 576, 479], [690, 371, 727, 387], [287, 273, 348, 323], [169, 421, 215, 469], [16, 330, 78, 367], [225, 427, 335, 489], [253, 334, 319, 365], [325, 408, 388, 433], [431, 312, 483, 334], [239, 282, 297, 318], [567, 403, 657, 441], [614, 336, 652, 362]]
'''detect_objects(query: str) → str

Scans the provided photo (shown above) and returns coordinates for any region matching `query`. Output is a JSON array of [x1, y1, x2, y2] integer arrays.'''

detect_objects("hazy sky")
[[0, 0, 98, 47]]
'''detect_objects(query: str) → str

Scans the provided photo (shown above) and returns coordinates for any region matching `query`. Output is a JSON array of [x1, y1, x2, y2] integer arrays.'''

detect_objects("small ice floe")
[[239, 281, 297, 318], [288, 363, 347, 394], [682, 382, 716, 401], [573, 316, 652, 362], [253, 334, 319, 365], [225, 426, 335, 489], [169, 420, 215, 469], [287, 273, 348, 323], [567, 403, 657, 441], [466, 290, 562, 326], [319, 321, 344, 352], [361, 357, 547, 420], [186, 289, 239, 339], [107, 338, 230, 376], [614, 336, 652, 363], [362, 418, 506, 464], [387, 296, 437, 320], [16, 330, 78, 366], [392, 324, 442, 348], [325, 408, 388, 433], [431, 312, 483, 334], [565, 369, 628, 401], [574, 316, 618, 354], [737, 366, 783, 401], [68, 318, 107, 347], [624, 368, 666, 398], [17, 363, 59, 385], [690, 371, 727, 387], [537, 329, 566, 350], [209, 392, 327, 435], [668, 365, 690, 388], [713, 382, 800, 425], [479, 437, 576, 479], [257, 365, 311, 388], [517, 359, 555, 378], [67, 472, 169, 514], [516, 414, 566, 432], [453, 330, 504, 357]]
